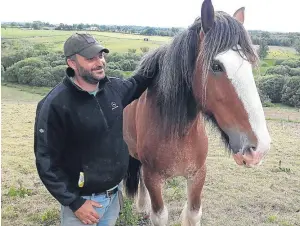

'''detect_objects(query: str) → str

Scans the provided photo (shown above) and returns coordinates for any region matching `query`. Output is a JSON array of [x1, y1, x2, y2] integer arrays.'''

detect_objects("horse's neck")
[[185, 112, 206, 136]]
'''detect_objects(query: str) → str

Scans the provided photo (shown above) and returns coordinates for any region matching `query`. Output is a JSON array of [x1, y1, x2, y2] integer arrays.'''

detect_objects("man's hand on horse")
[[74, 200, 102, 225]]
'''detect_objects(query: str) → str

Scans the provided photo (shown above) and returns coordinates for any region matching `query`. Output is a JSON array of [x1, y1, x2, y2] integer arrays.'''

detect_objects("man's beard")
[[77, 64, 105, 85]]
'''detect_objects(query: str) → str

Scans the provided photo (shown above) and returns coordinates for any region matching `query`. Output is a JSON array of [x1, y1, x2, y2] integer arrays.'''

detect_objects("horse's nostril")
[[243, 160, 246, 165]]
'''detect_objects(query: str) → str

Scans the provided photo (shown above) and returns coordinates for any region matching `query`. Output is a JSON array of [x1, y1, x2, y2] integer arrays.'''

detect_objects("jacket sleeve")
[[116, 55, 159, 107], [34, 100, 85, 212]]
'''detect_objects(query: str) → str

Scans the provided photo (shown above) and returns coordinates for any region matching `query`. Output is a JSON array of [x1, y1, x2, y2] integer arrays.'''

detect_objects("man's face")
[[70, 52, 106, 84]]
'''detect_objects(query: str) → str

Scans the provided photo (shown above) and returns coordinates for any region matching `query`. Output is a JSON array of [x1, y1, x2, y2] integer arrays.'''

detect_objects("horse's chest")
[[142, 145, 206, 177]]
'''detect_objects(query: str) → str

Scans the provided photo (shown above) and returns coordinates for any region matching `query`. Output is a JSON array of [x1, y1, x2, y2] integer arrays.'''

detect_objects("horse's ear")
[[201, 0, 215, 34], [233, 7, 245, 24]]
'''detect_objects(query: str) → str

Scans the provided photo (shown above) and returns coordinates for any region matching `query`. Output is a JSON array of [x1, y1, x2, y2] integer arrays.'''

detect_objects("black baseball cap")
[[64, 33, 109, 58]]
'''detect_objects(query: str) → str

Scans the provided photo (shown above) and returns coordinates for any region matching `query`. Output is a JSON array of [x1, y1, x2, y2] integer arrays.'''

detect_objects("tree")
[[258, 39, 269, 60]]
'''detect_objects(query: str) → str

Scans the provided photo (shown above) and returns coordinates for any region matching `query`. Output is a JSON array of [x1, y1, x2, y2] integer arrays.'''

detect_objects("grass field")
[[1, 28, 171, 54], [2, 28, 299, 58], [1, 84, 300, 226]]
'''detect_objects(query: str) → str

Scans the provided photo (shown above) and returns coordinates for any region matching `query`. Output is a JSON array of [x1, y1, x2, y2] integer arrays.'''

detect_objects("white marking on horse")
[[215, 49, 271, 154], [151, 206, 168, 226], [181, 202, 202, 226]]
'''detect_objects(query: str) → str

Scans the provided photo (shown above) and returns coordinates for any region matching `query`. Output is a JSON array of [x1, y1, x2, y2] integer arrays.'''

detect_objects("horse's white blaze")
[[215, 49, 271, 154]]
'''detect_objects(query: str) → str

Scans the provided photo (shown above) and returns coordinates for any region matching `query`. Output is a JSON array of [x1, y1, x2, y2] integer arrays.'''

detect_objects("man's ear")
[[67, 57, 77, 70]]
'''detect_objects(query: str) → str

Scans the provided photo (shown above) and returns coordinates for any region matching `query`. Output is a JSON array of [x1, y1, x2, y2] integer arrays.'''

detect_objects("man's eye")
[[211, 63, 223, 72]]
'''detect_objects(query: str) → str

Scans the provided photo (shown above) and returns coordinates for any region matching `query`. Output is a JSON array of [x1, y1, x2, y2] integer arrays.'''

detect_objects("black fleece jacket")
[[34, 68, 155, 212]]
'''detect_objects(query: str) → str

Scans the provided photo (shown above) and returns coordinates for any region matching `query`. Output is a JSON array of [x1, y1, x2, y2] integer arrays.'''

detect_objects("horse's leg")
[[136, 166, 151, 214], [143, 167, 168, 226], [181, 165, 206, 226]]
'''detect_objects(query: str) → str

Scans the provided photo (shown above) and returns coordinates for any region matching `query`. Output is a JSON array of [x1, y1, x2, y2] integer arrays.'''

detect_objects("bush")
[[257, 88, 273, 107], [105, 69, 124, 78], [256, 75, 286, 103], [41, 52, 65, 67], [1, 47, 46, 69], [30, 68, 57, 87], [281, 77, 300, 107], [107, 62, 122, 70], [274, 59, 285, 66], [140, 46, 150, 53], [279, 59, 300, 68], [1, 64, 4, 75], [288, 68, 300, 76], [3, 57, 50, 84], [51, 65, 67, 83], [265, 65, 290, 76], [128, 48, 137, 53], [106, 52, 125, 63], [120, 60, 135, 71]]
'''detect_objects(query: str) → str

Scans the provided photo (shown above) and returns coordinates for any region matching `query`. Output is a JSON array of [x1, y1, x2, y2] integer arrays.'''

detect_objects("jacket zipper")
[[93, 96, 109, 130]]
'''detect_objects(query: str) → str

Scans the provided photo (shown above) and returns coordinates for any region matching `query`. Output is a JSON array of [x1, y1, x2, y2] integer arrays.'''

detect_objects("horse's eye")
[[211, 63, 223, 72]]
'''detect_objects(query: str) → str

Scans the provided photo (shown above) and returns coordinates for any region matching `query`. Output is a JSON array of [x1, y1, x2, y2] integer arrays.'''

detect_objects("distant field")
[[1, 85, 300, 226], [2, 28, 298, 59], [1, 28, 171, 53]]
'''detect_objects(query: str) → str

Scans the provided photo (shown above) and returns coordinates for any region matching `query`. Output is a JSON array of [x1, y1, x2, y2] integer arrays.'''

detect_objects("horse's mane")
[[133, 11, 258, 138]]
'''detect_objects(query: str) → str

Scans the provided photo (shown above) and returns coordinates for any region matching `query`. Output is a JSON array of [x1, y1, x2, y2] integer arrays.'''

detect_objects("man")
[[34, 33, 157, 225]]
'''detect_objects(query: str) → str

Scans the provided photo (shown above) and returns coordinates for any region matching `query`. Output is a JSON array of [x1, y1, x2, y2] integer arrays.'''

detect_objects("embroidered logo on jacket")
[[111, 102, 119, 110]]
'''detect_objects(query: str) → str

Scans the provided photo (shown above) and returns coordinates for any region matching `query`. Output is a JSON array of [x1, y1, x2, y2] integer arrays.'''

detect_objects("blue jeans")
[[60, 188, 121, 226]]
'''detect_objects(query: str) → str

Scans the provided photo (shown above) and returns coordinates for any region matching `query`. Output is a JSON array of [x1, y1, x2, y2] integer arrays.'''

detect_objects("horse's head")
[[194, 0, 271, 167]]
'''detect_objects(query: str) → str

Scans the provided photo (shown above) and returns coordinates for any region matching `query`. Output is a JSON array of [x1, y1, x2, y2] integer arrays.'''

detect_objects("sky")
[[1, 0, 299, 33]]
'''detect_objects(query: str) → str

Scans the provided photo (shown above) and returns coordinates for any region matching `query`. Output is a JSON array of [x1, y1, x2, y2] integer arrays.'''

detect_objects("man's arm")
[[115, 51, 160, 107], [34, 100, 85, 212]]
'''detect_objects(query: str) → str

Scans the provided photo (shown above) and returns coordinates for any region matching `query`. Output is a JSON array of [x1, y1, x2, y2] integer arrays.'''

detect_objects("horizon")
[[1, 0, 300, 33]]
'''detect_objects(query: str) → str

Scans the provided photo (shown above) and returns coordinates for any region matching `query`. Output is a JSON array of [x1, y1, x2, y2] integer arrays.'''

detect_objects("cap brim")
[[78, 44, 109, 58]]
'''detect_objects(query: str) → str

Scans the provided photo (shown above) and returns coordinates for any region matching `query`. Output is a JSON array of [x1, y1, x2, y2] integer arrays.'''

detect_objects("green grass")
[[1, 83, 49, 102], [1, 28, 171, 54]]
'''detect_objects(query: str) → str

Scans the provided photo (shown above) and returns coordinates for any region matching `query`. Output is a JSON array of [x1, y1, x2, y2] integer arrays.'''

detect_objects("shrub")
[[120, 60, 135, 71], [274, 59, 285, 66], [4, 57, 50, 84], [41, 52, 65, 67], [128, 48, 137, 53], [288, 68, 300, 76], [1, 47, 46, 69], [265, 65, 290, 76], [140, 46, 150, 53], [107, 62, 122, 70], [256, 75, 286, 103], [51, 65, 67, 83], [279, 59, 300, 68], [281, 77, 300, 107], [257, 88, 273, 107], [105, 69, 124, 78], [30, 68, 57, 87]]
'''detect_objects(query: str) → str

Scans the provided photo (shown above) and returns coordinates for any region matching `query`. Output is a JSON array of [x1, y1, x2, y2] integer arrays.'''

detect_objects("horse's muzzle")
[[232, 147, 266, 167]]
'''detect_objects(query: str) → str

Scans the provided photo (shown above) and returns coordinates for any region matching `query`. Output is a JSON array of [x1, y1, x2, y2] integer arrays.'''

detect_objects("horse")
[[122, 0, 271, 225]]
